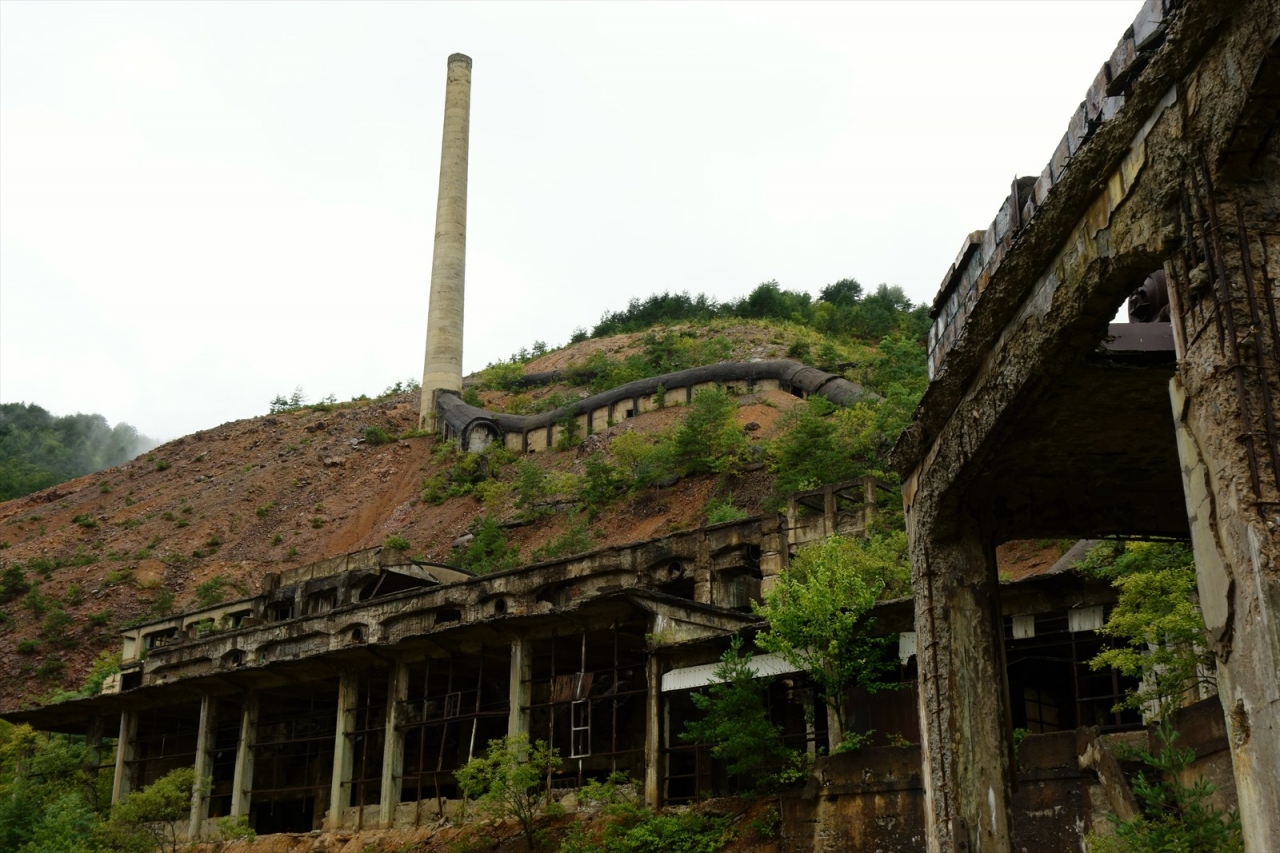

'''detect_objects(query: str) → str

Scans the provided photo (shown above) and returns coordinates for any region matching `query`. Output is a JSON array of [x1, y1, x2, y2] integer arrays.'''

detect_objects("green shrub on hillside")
[[451, 516, 521, 574]]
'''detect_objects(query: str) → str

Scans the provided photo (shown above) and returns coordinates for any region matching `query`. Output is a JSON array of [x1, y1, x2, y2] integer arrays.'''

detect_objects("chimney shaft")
[[420, 53, 472, 430]]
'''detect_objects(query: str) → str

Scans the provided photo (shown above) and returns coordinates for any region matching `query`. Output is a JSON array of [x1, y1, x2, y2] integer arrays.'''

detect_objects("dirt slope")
[[0, 352, 801, 711]]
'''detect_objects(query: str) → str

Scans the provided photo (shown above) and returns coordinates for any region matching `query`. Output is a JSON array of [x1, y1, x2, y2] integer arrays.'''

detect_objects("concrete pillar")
[[908, 517, 1013, 853], [759, 513, 788, 596], [644, 654, 661, 808], [380, 660, 410, 828], [83, 716, 105, 803], [508, 636, 531, 741], [230, 692, 258, 819], [328, 672, 359, 830], [419, 53, 473, 431], [863, 477, 878, 528], [1171, 342, 1280, 850], [110, 711, 137, 805], [189, 693, 217, 840]]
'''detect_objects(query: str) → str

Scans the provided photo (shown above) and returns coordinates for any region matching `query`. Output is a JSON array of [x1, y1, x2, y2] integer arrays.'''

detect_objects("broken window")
[[400, 647, 511, 809], [528, 625, 647, 789]]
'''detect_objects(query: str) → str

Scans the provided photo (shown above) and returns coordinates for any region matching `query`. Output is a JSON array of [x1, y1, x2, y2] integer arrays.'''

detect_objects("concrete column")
[[84, 715, 105, 775], [328, 672, 359, 830], [230, 692, 258, 819], [908, 516, 1013, 853], [419, 53, 473, 431], [83, 716, 105, 804], [110, 711, 137, 805], [644, 654, 662, 808], [863, 477, 878, 528], [508, 636, 531, 741], [189, 693, 217, 840], [1172, 375, 1280, 848], [380, 659, 409, 829]]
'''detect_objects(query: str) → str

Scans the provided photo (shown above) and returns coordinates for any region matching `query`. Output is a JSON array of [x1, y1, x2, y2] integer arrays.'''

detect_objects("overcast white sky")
[[1, 1, 1144, 440]]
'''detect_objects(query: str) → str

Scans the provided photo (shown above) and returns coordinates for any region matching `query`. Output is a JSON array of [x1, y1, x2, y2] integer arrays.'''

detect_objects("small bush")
[[0, 565, 30, 603], [22, 588, 48, 617], [255, 502, 275, 518], [271, 533, 282, 546], [531, 516, 595, 563], [155, 459, 171, 472], [17, 638, 39, 654], [35, 655, 64, 680], [72, 514, 97, 530], [364, 426, 394, 445], [195, 576, 228, 608], [103, 567, 134, 586], [451, 516, 521, 574], [705, 498, 748, 524], [88, 610, 112, 627], [40, 608, 76, 649], [384, 534, 411, 552], [309, 516, 325, 529]]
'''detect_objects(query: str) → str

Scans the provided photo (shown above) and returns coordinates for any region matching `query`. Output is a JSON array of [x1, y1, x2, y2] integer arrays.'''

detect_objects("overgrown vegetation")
[[456, 733, 561, 851], [753, 533, 908, 745], [681, 637, 808, 792], [0, 403, 157, 502], [1086, 721, 1242, 853], [0, 721, 217, 853], [1079, 542, 1213, 717], [1080, 541, 1242, 852], [589, 280, 928, 343]]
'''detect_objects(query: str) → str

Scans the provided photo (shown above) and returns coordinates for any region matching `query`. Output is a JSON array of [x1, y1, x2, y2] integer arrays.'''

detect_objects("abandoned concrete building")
[[4, 481, 1161, 850], [888, 0, 1280, 849], [5, 0, 1278, 849]]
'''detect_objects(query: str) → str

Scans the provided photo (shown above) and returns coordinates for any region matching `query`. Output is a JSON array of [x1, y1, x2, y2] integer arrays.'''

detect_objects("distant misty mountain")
[[0, 403, 158, 502]]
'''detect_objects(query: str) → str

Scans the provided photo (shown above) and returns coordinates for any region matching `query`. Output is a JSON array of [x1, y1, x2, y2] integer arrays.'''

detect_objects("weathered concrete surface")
[[782, 706, 1238, 853], [910, 525, 1013, 853], [420, 53, 472, 430], [893, 0, 1280, 848]]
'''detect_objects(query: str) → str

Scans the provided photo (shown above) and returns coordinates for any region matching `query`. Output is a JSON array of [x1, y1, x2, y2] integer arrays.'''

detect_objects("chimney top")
[[448, 53, 473, 67]]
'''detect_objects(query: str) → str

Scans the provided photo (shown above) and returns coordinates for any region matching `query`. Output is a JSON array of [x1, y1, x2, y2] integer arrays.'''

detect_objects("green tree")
[[753, 533, 908, 746], [455, 733, 561, 851], [102, 766, 199, 853], [453, 516, 521, 574], [671, 388, 747, 477], [1079, 542, 1212, 718], [681, 636, 801, 791], [0, 403, 156, 502], [1087, 721, 1242, 853]]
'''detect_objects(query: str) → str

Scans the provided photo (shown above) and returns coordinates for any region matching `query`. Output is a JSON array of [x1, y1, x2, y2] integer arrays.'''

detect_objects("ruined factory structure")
[[890, 0, 1280, 849], [7, 483, 1173, 850], [4, 0, 1279, 849]]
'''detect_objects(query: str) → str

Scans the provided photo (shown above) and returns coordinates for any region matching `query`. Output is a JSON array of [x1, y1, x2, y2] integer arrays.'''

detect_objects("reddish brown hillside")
[[0, 381, 802, 711]]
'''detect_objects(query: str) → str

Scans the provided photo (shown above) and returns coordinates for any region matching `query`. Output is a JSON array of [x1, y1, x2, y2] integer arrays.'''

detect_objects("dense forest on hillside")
[[0, 405, 157, 502]]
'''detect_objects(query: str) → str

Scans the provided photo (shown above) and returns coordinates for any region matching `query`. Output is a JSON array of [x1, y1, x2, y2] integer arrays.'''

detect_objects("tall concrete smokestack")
[[420, 53, 472, 430]]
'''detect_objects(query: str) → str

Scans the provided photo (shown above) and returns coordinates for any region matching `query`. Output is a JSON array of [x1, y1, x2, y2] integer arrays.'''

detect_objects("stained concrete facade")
[[892, 0, 1280, 849]]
